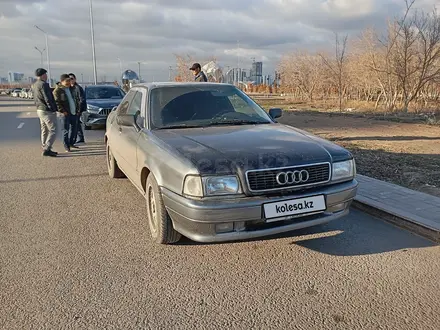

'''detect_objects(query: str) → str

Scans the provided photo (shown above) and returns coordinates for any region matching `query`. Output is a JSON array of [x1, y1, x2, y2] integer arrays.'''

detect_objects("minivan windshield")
[[150, 85, 273, 129]]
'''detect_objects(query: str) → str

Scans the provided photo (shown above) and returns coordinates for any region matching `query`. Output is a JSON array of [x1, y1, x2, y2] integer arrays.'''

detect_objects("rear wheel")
[[106, 143, 125, 178], [145, 174, 181, 244]]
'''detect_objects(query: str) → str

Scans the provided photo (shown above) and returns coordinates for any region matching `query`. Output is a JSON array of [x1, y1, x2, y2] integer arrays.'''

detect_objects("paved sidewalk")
[[354, 174, 440, 242]]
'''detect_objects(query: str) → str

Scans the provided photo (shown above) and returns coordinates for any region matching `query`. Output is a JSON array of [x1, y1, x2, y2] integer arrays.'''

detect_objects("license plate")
[[263, 195, 326, 221]]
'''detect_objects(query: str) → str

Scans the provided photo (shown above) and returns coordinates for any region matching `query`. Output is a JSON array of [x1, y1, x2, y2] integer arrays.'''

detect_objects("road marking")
[[17, 122, 25, 129], [27, 112, 31, 115]]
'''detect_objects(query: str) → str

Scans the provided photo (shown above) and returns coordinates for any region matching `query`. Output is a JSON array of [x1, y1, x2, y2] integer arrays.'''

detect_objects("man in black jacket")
[[189, 63, 208, 82], [53, 74, 80, 152], [68, 73, 86, 143], [32, 68, 58, 157]]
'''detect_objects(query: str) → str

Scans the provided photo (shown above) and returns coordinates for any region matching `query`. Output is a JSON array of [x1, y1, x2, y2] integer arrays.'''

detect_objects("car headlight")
[[183, 175, 242, 197], [87, 104, 100, 112], [332, 159, 356, 182]]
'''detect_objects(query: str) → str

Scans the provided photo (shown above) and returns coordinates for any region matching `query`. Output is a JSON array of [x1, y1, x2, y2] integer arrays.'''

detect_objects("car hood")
[[86, 99, 122, 108], [153, 123, 352, 175]]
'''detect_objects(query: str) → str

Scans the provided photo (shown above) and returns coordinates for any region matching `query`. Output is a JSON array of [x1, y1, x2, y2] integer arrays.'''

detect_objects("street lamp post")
[[137, 62, 141, 82], [34, 46, 45, 67], [34, 25, 51, 87], [89, 0, 98, 85], [117, 58, 122, 81]]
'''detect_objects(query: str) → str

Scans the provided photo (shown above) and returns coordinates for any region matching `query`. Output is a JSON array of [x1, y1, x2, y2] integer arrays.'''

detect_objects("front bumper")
[[162, 179, 358, 243], [84, 112, 107, 126]]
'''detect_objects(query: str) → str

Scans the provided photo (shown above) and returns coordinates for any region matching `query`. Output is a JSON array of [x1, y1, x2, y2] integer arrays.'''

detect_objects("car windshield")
[[150, 85, 273, 129], [86, 87, 124, 100]]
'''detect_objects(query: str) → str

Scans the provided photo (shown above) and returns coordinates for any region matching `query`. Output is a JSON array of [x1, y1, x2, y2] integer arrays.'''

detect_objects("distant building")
[[8, 72, 24, 83], [28, 77, 37, 84], [225, 68, 247, 85], [250, 61, 263, 85], [0, 77, 8, 84]]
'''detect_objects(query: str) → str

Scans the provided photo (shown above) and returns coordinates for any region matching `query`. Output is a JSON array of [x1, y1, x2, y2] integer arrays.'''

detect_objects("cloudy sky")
[[0, 0, 437, 82]]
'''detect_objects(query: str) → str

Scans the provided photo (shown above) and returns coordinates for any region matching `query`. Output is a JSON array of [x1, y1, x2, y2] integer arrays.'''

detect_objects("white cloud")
[[0, 0, 438, 82]]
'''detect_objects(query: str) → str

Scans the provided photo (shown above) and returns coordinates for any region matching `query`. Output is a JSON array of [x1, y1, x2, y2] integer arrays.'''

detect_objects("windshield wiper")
[[208, 119, 270, 126], [159, 124, 204, 129]]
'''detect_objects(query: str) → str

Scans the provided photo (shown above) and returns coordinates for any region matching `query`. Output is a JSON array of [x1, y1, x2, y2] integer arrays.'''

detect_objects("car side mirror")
[[116, 114, 136, 127], [269, 108, 282, 119]]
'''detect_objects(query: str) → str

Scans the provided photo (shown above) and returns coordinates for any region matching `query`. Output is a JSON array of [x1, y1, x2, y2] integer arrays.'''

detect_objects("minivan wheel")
[[145, 174, 181, 244], [106, 143, 125, 178]]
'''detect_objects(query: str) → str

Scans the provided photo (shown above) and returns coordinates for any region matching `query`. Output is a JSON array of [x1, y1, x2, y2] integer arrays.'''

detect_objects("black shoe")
[[76, 140, 85, 144], [70, 145, 80, 149], [65, 148, 71, 153], [42, 150, 57, 157]]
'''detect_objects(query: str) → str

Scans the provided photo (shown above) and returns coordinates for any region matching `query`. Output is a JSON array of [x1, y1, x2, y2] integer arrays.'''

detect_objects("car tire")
[[106, 143, 125, 179], [145, 174, 181, 244]]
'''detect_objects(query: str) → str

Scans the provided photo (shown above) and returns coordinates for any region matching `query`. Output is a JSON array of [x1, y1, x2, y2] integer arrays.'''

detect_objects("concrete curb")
[[352, 199, 440, 244]]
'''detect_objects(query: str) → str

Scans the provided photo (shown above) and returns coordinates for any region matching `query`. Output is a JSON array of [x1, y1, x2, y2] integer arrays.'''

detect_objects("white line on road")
[[17, 122, 25, 129]]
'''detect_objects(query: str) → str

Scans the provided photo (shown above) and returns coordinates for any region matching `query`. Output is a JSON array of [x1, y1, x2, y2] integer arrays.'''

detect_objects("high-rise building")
[[8, 72, 24, 83], [250, 61, 263, 85]]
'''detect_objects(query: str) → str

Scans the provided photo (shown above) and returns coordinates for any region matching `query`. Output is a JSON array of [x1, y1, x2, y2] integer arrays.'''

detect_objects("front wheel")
[[145, 174, 181, 244], [106, 143, 125, 178]]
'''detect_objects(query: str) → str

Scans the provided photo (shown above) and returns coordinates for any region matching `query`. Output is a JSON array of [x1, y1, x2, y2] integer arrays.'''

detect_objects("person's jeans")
[[60, 114, 78, 149], [37, 110, 57, 151], [76, 112, 85, 142]]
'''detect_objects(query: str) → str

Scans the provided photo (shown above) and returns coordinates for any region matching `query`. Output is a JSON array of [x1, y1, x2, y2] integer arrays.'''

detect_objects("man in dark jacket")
[[53, 74, 80, 152], [32, 68, 58, 157], [68, 73, 86, 143], [189, 63, 208, 82]]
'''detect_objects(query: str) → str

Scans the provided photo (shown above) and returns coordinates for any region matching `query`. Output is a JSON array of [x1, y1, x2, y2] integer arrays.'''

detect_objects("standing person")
[[32, 68, 58, 157], [53, 74, 80, 152], [68, 73, 86, 144], [189, 63, 207, 82]]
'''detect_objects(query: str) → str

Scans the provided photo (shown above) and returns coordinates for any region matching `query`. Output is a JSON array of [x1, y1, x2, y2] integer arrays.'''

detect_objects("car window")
[[127, 91, 145, 128], [150, 85, 272, 129], [127, 92, 142, 116], [228, 94, 255, 116], [118, 90, 136, 115], [86, 87, 125, 100]]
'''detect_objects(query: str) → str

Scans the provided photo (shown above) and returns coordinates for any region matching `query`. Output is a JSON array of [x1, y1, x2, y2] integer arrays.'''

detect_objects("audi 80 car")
[[105, 82, 358, 244], [83, 84, 125, 129]]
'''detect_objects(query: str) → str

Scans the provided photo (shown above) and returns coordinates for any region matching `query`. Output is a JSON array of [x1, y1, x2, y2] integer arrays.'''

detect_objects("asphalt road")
[[0, 96, 439, 330]]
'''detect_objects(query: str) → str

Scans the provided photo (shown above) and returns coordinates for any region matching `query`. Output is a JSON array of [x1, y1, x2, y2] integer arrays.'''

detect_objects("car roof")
[[85, 84, 120, 88], [132, 82, 235, 89]]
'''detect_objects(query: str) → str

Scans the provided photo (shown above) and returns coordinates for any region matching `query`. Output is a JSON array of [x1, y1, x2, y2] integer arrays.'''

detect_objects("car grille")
[[99, 108, 112, 116], [246, 163, 331, 192]]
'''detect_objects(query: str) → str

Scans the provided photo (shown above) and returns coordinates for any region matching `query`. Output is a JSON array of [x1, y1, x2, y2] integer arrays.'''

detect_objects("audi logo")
[[275, 170, 310, 185]]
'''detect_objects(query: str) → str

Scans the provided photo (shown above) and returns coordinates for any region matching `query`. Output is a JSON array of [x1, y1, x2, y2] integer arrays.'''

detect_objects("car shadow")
[[175, 209, 436, 255]]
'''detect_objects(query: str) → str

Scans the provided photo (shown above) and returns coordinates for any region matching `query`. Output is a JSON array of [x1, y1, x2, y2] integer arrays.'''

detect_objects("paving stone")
[[355, 175, 440, 231]]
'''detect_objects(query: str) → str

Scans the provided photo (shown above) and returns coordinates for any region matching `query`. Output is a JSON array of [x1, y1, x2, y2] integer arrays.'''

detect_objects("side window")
[[127, 91, 146, 128], [127, 92, 142, 115], [118, 90, 136, 115]]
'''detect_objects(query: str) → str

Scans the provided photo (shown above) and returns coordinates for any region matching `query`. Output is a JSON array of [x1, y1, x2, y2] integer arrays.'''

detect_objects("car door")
[[108, 89, 136, 164], [114, 89, 145, 182]]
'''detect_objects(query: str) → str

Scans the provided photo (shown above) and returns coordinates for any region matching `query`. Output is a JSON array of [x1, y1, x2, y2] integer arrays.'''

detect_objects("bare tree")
[[395, 7, 440, 111], [278, 51, 324, 101], [319, 33, 349, 111]]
